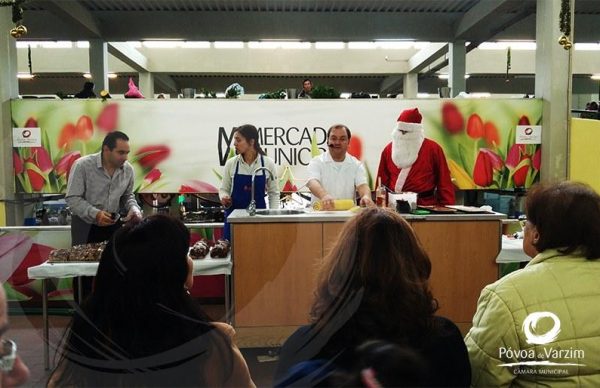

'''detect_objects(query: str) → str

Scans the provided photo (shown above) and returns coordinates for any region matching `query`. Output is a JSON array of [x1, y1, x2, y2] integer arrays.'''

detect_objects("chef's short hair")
[[102, 131, 129, 150], [327, 124, 351, 140]]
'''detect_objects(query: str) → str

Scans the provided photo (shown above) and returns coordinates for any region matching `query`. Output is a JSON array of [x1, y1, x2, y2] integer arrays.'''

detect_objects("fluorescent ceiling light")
[[16, 41, 73, 49], [76, 41, 90, 48], [108, 73, 118, 79], [438, 74, 470, 79], [248, 41, 310, 49], [214, 41, 244, 49], [17, 73, 34, 79], [479, 41, 536, 50], [142, 41, 181, 48], [413, 42, 432, 50], [591, 74, 600, 80], [340, 92, 352, 99], [315, 42, 345, 49], [181, 41, 210, 48], [126, 41, 142, 48], [375, 41, 414, 50], [348, 42, 377, 49], [575, 43, 600, 51], [83, 73, 92, 79]]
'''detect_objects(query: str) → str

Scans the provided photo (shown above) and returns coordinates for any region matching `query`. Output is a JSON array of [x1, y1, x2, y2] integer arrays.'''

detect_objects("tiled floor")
[[8, 304, 278, 387]]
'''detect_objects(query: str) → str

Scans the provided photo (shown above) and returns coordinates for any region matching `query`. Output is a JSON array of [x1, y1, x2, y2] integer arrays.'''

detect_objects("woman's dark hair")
[[49, 215, 234, 386], [310, 207, 438, 352], [328, 340, 428, 387], [526, 181, 600, 259], [235, 124, 265, 155], [101, 131, 129, 151]]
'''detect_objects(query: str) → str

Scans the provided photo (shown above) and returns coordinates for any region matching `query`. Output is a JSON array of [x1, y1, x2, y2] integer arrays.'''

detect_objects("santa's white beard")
[[391, 128, 425, 168]]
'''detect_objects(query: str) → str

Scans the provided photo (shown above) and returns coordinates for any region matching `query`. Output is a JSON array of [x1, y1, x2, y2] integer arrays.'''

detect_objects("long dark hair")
[[526, 181, 600, 259], [235, 124, 265, 155], [310, 207, 438, 352], [49, 215, 234, 386]]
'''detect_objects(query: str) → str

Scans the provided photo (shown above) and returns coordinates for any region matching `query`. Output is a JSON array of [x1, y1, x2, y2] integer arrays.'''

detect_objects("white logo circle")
[[522, 311, 561, 345]]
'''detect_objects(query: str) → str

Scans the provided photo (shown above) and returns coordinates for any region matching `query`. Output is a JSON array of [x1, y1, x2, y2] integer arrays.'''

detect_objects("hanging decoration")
[[558, 0, 572, 50], [505, 47, 511, 83], [0, 0, 27, 38], [27, 44, 32, 74]]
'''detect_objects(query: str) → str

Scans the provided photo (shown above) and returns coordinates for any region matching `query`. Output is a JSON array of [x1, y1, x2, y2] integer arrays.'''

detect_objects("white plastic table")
[[27, 256, 232, 370]]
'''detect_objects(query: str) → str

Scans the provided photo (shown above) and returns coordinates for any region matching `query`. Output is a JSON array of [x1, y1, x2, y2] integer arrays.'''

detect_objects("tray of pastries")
[[48, 241, 108, 262], [189, 239, 230, 260]]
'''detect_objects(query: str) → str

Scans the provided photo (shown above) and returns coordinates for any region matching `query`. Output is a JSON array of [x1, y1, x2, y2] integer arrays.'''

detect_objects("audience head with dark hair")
[[275, 207, 471, 387], [524, 180, 600, 259], [48, 215, 254, 387]]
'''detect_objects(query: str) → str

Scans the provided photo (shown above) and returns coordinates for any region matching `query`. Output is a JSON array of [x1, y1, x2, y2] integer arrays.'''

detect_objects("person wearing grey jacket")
[[65, 131, 142, 302]]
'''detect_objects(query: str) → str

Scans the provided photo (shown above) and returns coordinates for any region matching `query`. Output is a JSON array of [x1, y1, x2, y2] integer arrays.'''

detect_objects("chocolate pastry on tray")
[[209, 239, 230, 258], [48, 241, 108, 262], [189, 240, 210, 260]]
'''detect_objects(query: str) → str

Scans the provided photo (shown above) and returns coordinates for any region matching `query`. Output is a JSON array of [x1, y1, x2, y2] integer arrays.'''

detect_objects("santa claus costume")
[[377, 108, 455, 206]]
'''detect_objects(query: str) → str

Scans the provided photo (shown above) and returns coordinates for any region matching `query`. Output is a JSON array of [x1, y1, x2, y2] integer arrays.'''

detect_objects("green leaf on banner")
[[458, 143, 474, 175], [311, 130, 321, 157], [3, 284, 31, 302]]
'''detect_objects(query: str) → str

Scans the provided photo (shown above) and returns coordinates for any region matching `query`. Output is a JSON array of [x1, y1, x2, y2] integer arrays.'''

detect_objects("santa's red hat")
[[396, 108, 423, 133]]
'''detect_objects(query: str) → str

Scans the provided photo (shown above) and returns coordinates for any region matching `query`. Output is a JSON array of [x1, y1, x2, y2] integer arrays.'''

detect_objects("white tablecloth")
[[496, 236, 530, 263], [28, 256, 231, 279]]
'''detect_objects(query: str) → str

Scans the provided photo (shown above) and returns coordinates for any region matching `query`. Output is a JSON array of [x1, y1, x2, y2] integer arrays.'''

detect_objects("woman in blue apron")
[[219, 124, 280, 240]]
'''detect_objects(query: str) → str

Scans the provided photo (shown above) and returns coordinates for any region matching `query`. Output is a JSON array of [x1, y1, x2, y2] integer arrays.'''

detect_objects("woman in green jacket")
[[466, 181, 600, 387]]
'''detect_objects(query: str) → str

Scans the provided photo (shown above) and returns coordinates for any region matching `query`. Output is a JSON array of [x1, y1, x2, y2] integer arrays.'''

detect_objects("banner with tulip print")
[[11, 98, 542, 194]]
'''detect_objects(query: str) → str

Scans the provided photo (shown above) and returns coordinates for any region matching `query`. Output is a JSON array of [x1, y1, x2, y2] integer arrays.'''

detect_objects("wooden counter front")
[[231, 212, 502, 334]]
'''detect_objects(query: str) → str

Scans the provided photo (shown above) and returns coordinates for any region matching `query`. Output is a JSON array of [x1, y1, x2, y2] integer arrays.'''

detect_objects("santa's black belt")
[[417, 189, 435, 198]]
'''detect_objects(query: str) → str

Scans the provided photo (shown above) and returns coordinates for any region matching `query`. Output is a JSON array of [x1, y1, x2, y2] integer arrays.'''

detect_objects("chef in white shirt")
[[307, 124, 374, 210]]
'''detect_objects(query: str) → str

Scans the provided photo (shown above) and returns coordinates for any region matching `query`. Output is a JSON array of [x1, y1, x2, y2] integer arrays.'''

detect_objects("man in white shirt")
[[307, 124, 374, 210]]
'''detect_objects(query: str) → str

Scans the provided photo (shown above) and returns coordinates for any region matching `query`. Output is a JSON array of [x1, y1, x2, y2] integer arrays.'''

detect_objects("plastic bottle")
[[376, 177, 387, 208]]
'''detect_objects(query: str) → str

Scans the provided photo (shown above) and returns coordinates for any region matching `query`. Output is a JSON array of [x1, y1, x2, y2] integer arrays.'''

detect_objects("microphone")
[[328, 143, 335, 148]]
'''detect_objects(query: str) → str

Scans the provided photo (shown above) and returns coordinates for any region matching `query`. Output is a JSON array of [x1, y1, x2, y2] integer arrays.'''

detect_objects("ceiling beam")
[[107, 42, 149, 72], [408, 43, 448, 73], [454, 0, 534, 40], [37, 0, 102, 38]]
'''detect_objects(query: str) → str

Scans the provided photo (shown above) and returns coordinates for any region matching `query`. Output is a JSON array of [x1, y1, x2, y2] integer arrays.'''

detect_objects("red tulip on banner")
[[24, 117, 38, 128], [473, 149, 503, 187], [135, 145, 171, 170], [13, 150, 23, 175], [347, 136, 363, 160], [144, 169, 162, 184], [57, 123, 77, 149], [466, 114, 485, 139], [31, 147, 53, 173], [532, 148, 541, 170], [505, 144, 526, 169], [74, 115, 94, 141], [518, 115, 531, 125], [55, 151, 81, 178], [442, 102, 464, 134], [96, 103, 119, 132], [483, 122, 500, 147], [282, 180, 298, 192], [179, 180, 218, 193], [24, 161, 46, 191], [512, 158, 531, 187]]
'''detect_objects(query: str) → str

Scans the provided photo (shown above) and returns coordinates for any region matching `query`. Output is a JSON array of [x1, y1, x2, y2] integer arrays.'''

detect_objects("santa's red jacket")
[[377, 139, 455, 206]]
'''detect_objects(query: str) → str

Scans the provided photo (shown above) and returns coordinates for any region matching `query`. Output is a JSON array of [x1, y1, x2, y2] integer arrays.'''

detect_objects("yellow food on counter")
[[313, 199, 355, 211]]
